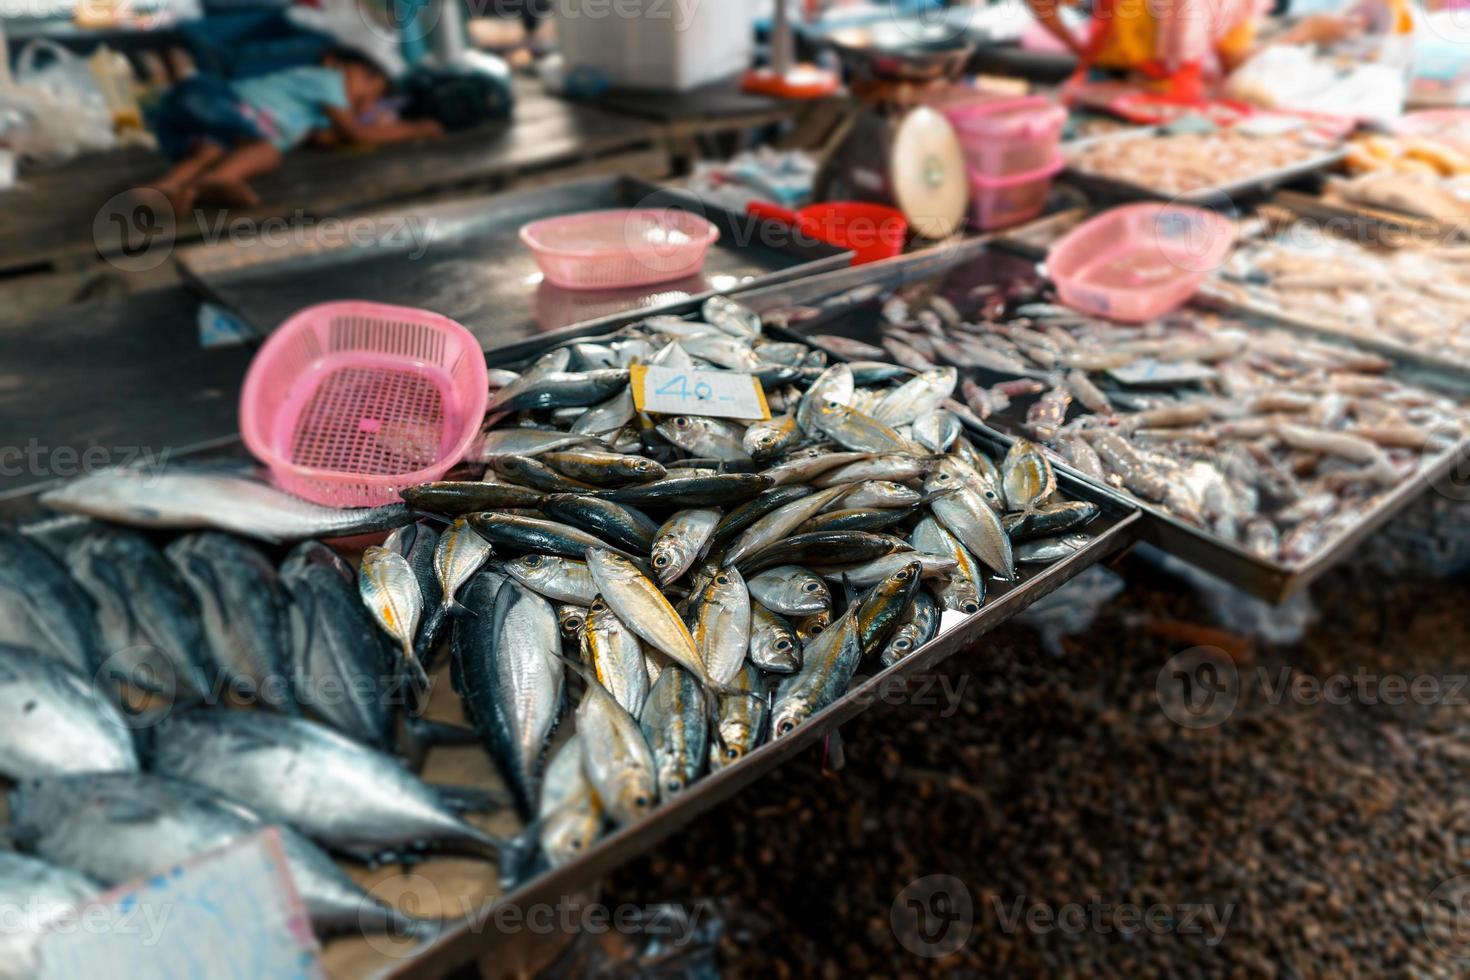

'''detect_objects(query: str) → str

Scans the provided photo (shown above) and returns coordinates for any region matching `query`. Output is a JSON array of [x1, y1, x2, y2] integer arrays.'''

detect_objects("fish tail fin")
[[399, 716, 480, 770], [699, 684, 732, 758], [429, 782, 511, 814], [491, 822, 547, 889], [400, 643, 432, 715], [446, 598, 477, 619], [919, 487, 961, 506]]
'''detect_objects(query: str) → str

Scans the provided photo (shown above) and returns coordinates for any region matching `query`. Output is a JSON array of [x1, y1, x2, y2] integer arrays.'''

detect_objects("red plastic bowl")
[[1047, 203, 1236, 322], [747, 200, 908, 265]]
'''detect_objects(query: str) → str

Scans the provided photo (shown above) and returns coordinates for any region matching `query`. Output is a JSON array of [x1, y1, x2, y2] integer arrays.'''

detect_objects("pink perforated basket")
[[239, 301, 488, 507], [519, 209, 720, 290]]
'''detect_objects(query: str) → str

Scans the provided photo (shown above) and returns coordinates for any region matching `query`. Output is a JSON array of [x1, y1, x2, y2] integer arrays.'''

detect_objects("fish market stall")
[[0, 296, 1137, 976], [13, 5, 1470, 974]]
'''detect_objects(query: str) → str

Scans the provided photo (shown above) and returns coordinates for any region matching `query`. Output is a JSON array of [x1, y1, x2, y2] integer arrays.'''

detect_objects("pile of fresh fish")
[[861, 287, 1469, 563], [389, 295, 1104, 867], [1205, 220, 1470, 369], [0, 296, 1104, 951]]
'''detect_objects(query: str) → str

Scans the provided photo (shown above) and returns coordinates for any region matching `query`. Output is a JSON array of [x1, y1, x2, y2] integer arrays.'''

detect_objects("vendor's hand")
[[415, 119, 446, 139]]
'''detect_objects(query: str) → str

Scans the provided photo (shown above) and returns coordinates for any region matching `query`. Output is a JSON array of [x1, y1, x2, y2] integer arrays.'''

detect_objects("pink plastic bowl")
[[967, 153, 1064, 231], [240, 301, 489, 507], [1047, 203, 1236, 323], [945, 95, 1068, 178], [520, 209, 721, 291]]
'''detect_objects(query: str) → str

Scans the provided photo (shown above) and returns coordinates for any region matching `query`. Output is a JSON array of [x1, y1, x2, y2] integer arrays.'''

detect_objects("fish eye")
[[775, 638, 793, 651], [653, 554, 669, 567], [776, 719, 797, 736], [674, 417, 691, 429], [802, 581, 820, 593], [963, 601, 980, 614], [809, 623, 825, 636], [895, 639, 912, 652], [635, 794, 651, 808], [715, 574, 729, 585], [725, 747, 741, 760], [524, 555, 541, 566], [664, 781, 682, 796], [896, 568, 912, 581], [570, 837, 583, 850]]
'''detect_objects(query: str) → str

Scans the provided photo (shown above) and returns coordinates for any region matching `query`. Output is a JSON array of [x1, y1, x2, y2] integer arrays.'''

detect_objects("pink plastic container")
[[240, 301, 489, 507], [520, 209, 720, 290], [1047, 203, 1236, 323], [967, 154, 1064, 231], [945, 96, 1067, 177]]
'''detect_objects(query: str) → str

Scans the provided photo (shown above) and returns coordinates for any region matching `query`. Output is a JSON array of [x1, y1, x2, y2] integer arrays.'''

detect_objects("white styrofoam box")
[[555, 0, 755, 92]]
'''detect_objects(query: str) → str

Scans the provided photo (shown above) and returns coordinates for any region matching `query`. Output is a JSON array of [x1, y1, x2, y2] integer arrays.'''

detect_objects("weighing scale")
[[811, 18, 976, 240]]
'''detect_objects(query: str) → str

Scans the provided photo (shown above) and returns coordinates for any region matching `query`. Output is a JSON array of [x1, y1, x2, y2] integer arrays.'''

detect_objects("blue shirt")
[[230, 67, 349, 151]]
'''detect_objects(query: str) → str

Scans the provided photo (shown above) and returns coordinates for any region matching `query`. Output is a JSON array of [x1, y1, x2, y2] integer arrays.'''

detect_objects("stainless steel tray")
[[1061, 128, 1348, 208], [727, 241, 1470, 603], [1193, 197, 1470, 380], [176, 176, 853, 344], [992, 206, 1470, 394]]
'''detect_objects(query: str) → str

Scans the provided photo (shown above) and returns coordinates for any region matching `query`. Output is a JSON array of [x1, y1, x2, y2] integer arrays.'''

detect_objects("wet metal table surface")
[[0, 286, 250, 499], [179, 177, 850, 343]]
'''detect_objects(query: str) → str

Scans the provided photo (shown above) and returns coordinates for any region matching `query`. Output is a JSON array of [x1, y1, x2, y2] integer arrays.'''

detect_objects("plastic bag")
[[15, 39, 107, 110], [1, 39, 118, 162]]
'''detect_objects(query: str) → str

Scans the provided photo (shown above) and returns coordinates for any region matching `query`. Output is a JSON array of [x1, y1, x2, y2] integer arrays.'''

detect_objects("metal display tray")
[[1192, 197, 1470, 379], [0, 294, 1140, 978], [1269, 188, 1470, 246], [725, 241, 1470, 604], [175, 175, 852, 345], [382, 319, 1139, 977], [1061, 128, 1349, 208], [994, 206, 1470, 390]]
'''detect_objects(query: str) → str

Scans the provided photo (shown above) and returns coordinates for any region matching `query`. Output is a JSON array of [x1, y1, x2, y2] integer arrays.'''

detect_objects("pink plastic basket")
[[945, 96, 1067, 178], [239, 301, 489, 507], [967, 154, 1064, 231], [1047, 203, 1236, 323], [520, 209, 720, 291]]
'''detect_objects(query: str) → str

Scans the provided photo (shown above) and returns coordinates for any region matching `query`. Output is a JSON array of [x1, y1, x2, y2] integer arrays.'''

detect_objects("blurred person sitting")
[[149, 47, 443, 215]]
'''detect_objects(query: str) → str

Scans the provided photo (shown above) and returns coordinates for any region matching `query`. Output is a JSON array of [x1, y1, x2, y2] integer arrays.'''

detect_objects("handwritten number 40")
[[655, 374, 716, 401]]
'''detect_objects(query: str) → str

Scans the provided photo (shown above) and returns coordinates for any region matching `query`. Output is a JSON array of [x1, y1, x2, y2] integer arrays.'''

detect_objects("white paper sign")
[[630, 365, 770, 420], [33, 830, 322, 980]]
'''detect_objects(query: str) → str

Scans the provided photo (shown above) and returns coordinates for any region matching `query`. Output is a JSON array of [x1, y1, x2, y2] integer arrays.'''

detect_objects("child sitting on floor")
[[150, 47, 443, 215]]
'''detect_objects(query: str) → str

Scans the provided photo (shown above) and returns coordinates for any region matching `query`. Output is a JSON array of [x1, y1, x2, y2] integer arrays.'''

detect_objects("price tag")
[[629, 365, 770, 421], [33, 829, 322, 980]]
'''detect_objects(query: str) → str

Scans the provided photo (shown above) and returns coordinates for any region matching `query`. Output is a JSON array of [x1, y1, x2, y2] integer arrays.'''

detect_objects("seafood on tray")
[[1326, 171, 1470, 225], [1065, 131, 1335, 195], [2, 297, 1106, 949], [852, 289, 1469, 565], [1207, 224, 1470, 368]]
